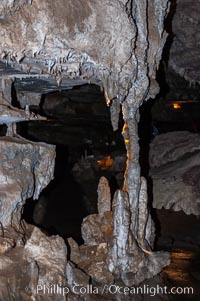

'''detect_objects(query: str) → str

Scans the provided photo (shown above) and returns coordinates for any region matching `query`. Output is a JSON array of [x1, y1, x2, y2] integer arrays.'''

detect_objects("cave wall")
[[0, 1, 172, 299], [169, 0, 200, 85]]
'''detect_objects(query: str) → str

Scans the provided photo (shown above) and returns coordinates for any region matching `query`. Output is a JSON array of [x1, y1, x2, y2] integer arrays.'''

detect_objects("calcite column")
[[108, 0, 171, 285], [0, 0, 172, 289]]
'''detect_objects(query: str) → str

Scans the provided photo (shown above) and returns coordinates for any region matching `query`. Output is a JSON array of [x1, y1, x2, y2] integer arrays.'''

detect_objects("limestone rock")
[[0, 78, 13, 103], [24, 226, 67, 272], [108, 190, 170, 286], [97, 177, 111, 215], [0, 0, 136, 103], [24, 227, 67, 300], [66, 261, 90, 294], [0, 249, 31, 301], [150, 132, 200, 215], [150, 131, 200, 168], [0, 94, 46, 127], [17, 92, 42, 109], [0, 0, 29, 19], [0, 137, 55, 230], [138, 177, 155, 249], [69, 240, 114, 284], [0, 0, 172, 296], [81, 212, 113, 246], [169, 0, 200, 84], [0, 237, 15, 255]]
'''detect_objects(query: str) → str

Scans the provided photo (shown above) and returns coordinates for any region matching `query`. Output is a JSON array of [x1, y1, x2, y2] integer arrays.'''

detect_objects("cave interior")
[[0, 0, 199, 300]]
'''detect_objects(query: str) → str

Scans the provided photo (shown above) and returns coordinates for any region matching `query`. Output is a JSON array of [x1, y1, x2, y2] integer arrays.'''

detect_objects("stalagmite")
[[137, 177, 153, 249], [0, 0, 172, 299], [108, 190, 134, 276], [97, 176, 111, 215]]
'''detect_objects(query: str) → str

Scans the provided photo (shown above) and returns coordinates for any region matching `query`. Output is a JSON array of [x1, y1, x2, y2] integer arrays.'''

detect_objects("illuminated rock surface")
[[0, 0, 173, 300]]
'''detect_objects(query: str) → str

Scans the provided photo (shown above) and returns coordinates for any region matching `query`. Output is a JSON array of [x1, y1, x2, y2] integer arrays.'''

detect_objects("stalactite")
[[110, 98, 121, 131], [108, 0, 171, 286], [0, 0, 172, 296]]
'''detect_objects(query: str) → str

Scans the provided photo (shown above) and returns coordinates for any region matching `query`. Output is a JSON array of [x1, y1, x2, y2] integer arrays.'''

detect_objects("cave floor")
[[161, 249, 200, 301], [156, 209, 200, 300]]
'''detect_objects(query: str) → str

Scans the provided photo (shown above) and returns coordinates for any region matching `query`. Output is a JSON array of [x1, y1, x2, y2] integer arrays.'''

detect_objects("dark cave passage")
[[21, 84, 126, 244], [22, 144, 87, 243]]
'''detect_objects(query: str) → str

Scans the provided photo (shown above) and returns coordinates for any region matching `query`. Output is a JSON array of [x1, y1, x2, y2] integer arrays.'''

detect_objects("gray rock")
[[66, 261, 89, 293], [97, 177, 111, 215], [81, 213, 113, 246], [150, 131, 200, 168], [0, 136, 55, 229], [169, 0, 200, 84], [150, 132, 200, 215], [24, 227, 67, 300]]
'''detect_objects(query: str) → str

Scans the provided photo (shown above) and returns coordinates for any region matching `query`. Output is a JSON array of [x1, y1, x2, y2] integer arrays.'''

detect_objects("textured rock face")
[[0, 226, 67, 301], [150, 131, 200, 168], [0, 0, 29, 19], [150, 132, 200, 215], [97, 177, 111, 215], [0, 0, 136, 108], [0, 136, 55, 229], [0, 0, 169, 127], [24, 227, 67, 300], [0, 94, 46, 128], [169, 0, 200, 84], [0, 0, 171, 299], [70, 176, 170, 289]]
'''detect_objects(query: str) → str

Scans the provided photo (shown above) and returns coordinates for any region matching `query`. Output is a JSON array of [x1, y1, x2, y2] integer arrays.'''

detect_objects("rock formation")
[[0, 0, 172, 300], [0, 136, 55, 231], [0, 94, 46, 137], [169, 0, 200, 85], [150, 131, 200, 168], [150, 132, 200, 215]]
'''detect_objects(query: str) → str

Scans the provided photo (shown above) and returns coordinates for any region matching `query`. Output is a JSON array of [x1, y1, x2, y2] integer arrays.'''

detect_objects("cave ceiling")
[[0, 0, 198, 106], [0, 1, 182, 296], [0, 0, 136, 103], [169, 0, 200, 85], [163, 0, 200, 100]]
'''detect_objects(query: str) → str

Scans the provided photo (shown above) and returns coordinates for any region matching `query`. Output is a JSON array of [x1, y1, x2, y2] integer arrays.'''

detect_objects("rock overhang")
[[0, 0, 137, 104]]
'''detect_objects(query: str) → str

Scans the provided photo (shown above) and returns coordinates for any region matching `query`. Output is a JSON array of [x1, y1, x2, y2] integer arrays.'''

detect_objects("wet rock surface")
[[162, 250, 200, 301]]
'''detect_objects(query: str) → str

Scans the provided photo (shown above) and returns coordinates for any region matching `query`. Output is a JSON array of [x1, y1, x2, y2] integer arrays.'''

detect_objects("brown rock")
[[0, 237, 15, 255], [81, 212, 113, 246]]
